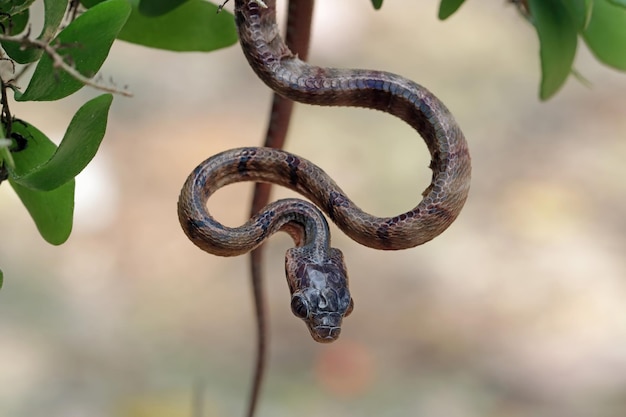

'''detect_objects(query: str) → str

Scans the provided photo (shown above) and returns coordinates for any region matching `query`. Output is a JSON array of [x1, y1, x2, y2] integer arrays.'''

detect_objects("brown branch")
[[0, 33, 133, 97]]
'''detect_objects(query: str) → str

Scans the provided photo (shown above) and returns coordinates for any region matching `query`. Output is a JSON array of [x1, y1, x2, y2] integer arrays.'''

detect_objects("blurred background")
[[1, 1, 626, 416]]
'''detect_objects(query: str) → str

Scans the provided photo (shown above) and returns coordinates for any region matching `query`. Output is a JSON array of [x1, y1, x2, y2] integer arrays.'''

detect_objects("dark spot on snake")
[[258, 209, 275, 228], [327, 191, 349, 221], [427, 205, 453, 222], [294, 262, 307, 283], [184, 218, 205, 240], [375, 223, 391, 246], [237, 148, 257, 175], [285, 154, 300, 185]]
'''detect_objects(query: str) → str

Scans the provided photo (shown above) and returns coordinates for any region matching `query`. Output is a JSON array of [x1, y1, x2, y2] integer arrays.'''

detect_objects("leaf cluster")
[[0, 0, 238, 252], [439, 0, 626, 99]]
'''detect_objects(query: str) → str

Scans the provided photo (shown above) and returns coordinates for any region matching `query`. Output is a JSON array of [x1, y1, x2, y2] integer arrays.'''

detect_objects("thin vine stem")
[[0, 33, 133, 97]]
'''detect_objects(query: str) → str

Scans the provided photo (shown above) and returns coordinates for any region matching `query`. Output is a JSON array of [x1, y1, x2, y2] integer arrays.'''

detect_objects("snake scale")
[[178, 0, 471, 408]]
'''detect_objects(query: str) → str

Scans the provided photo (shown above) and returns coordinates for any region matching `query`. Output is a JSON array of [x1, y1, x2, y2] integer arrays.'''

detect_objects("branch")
[[0, 33, 133, 97]]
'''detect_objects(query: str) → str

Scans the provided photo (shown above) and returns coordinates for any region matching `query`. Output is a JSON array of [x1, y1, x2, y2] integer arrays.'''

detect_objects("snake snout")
[[312, 326, 341, 343], [309, 312, 343, 343]]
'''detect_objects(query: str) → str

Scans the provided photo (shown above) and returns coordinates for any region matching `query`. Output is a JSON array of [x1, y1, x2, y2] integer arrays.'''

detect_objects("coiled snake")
[[178, 0, 471, 408]]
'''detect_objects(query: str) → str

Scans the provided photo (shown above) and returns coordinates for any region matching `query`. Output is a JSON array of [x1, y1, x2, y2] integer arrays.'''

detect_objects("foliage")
[[0, 0, 624, 282], [440, 0, 626, 99], [0, 0, 237, 256], [370, 0, 384, 10]]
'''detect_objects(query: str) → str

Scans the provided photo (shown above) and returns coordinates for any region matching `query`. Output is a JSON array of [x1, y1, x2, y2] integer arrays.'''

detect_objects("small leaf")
[[0, 0, 36, 15], [0, 267, 3, 289], [583, 0, 626, 70], [6, 121, 58, 178], [117, 0, 238, 51], [370, 0, 383, 10], [139, 0, 191, 16], [10, 179, 75, 245], [81, 0, 104, 6], [438, 0, 466, 19], [561, 0, 593, 29], [1, 0, 68, 64], [10, 94, 113, 190], [529, 0, 578, 100], [6, 121, 74, 245], [16, 0, 131, 101], [0, 8, 29, 35]]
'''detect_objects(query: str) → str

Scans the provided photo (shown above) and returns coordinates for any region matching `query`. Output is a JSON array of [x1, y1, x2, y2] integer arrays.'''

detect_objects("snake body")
[[178, 1, 471, 342], [245, 3, 314, 416]]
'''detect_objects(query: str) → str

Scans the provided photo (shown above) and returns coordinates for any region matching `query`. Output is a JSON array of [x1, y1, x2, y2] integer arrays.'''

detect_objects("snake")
[[178, 0, 471, 375], [243, 3, 314, 416]]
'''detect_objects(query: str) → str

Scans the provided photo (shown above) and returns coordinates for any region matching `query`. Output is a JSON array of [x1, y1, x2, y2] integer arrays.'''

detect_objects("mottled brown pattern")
[[178, 147, 354, 343], [232, 0, 471, 247], [178, 0, 471, 345]]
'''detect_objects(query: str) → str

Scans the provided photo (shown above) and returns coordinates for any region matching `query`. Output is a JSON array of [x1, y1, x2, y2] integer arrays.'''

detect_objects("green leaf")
[[529, 0, 578, 100], [1, 0, 68, 64], [80, 0, 105, 9], [117, 0, 238, 52], [0, 8, 29, 35], [0, 267, 3, 289], [438, 0, 465, 19], [6, 121, 74, 245], [370, 0, 383, 10], [10, 94, 113, 191], [5, 120, 58, 178], [16, 0, 131, 101], [139, 0, 191, 16], [583, 0, 626, 70], [10, 179, 75, 245], [561, 0, 593, 29], [608, 0, 626, 7], [81, 0, 104, 6], [0, 0, 36, 15]]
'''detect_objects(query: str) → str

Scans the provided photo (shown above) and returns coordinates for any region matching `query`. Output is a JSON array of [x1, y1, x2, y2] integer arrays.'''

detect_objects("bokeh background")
[[2, 1, 626, 416]]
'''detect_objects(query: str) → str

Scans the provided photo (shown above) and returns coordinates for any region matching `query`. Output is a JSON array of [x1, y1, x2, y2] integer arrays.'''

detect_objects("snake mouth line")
[[311, 326, 341, 343]]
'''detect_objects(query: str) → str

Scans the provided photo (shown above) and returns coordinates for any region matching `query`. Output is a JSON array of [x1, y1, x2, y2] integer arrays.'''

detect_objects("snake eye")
[[344, 298, 354, 317], [290, 295, 310, 319]]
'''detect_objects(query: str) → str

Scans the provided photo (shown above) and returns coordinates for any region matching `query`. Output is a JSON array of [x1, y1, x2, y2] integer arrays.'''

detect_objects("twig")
[[0, 76, 14, 135], [0, 33, 133, 97], [217, 0, 268, 13]]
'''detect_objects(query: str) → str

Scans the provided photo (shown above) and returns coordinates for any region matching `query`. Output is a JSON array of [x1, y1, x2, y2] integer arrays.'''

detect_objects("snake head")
[[285, 247, 354, 343]]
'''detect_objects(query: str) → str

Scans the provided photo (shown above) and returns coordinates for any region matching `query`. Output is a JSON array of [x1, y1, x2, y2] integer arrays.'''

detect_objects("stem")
[[0, 76, 15, 170], [0, 34, 133, 97]]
